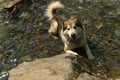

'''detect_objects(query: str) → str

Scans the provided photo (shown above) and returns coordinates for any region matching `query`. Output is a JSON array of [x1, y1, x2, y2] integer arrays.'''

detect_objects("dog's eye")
[[63, 27, 67, 31], [73, 26, 76, 29], [67, 28, 70, 30]]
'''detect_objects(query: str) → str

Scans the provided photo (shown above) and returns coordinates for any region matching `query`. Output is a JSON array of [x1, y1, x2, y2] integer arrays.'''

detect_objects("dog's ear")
[[61, 22, 66, 31], [63, 26, 67, 31], [75, 17, 83, 28]]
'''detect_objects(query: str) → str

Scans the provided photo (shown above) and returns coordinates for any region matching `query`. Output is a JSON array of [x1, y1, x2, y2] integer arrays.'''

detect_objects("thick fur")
[[45, 1, 95, 60], [45, 1, 65, 20]]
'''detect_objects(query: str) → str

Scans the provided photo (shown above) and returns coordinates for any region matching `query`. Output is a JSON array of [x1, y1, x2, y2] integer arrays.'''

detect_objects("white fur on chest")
[[65, 36, 86, 50]]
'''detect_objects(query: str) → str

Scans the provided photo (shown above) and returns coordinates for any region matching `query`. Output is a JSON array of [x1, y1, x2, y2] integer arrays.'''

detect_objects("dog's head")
[[62, 16, 84, 41]]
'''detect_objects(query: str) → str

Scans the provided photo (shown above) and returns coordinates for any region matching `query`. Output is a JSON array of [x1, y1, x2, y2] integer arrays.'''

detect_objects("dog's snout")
[[71, 33, 76, 39]]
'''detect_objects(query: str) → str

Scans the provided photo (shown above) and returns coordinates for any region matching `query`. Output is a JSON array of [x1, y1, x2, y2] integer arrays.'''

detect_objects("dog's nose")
[[71, 34, 76, 39]]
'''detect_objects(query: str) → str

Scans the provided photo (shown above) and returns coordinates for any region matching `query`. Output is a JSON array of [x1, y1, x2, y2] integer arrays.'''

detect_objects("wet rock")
[[0, 71, 9, 80], [19, 55, 32, 62], [4, 0, 32, 17], [76, 73, 100, 80], [9, 54, 105, 80], [0, 54, 5, 60], [98, 49, 120, 79]]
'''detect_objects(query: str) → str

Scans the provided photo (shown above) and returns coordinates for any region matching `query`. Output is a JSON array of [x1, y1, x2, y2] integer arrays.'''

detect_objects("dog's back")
[[45, 1, 66, 39]]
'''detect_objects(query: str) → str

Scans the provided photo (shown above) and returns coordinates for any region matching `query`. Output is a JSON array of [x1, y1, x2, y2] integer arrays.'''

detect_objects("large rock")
[[9, 53, 101, 80], [9, 54, 70, 80]]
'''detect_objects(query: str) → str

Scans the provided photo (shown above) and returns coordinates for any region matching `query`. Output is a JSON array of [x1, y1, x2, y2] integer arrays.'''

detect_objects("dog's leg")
[[64, 43, 78, 55], [85, 44, 95, 60], [65, 50, 78, 55], [49, 33, 59, 39], [48, 19, 59, 39]]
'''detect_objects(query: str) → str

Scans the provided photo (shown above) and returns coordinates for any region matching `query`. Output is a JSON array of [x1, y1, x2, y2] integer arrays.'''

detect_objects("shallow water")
[[0, 0, 120, 79]]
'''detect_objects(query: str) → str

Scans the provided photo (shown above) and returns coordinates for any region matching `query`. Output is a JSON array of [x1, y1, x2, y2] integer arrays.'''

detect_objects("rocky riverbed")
[[0, 0, 120, 80]]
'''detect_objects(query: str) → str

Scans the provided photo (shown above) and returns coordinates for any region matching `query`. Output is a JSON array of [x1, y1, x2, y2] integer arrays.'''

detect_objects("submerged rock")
[[76, 73, 100, 80], [0, 71, 9, 80]]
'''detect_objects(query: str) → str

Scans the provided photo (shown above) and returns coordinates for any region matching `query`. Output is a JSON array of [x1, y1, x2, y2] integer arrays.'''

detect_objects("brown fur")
[[45, 1, 95, 60]]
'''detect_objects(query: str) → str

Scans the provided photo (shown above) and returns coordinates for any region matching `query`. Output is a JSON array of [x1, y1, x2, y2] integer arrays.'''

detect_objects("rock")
[[9, 54, 70, 80], [0, 54, 5, 60], [77, 73, 100, 80], [9, 54, 102, 80], [0, 71, 9, 80], [4, 0, 32, 17]]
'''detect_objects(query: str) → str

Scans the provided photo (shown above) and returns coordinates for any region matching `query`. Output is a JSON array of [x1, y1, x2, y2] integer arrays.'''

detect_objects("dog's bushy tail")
[[45, 1, 65, 20]]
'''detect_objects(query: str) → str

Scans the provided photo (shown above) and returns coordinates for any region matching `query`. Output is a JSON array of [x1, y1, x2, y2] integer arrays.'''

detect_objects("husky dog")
[[45, 1, 95, 60]]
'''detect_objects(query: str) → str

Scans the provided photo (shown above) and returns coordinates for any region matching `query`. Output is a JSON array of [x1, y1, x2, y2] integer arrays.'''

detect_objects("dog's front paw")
[[67, 52, 79, 58], [66, 50, 78, 55], [69, 52, 78, 55], [88, 55, 95, 60]]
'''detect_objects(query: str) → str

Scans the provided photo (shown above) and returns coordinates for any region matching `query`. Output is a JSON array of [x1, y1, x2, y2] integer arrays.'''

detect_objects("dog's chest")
[[67, 41, 81, 50], [67, 38, 86, 49]]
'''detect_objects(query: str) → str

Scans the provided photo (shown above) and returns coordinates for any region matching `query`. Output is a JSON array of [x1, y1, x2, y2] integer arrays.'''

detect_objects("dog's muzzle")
[[71, 33, 76, 39]]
